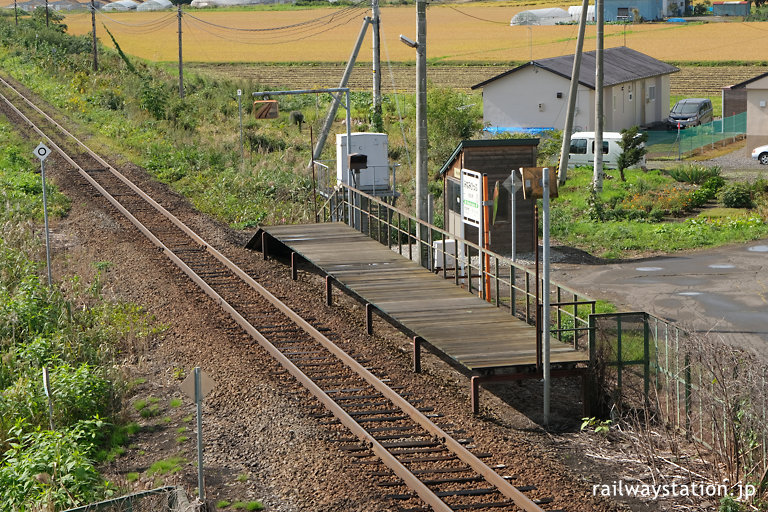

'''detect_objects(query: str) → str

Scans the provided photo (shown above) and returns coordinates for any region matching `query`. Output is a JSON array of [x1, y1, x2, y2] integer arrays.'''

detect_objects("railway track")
[[0, 75, 561, 512]]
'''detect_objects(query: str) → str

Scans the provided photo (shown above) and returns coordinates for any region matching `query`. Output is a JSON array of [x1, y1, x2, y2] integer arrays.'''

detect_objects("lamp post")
[[401, 0, 428, 266]]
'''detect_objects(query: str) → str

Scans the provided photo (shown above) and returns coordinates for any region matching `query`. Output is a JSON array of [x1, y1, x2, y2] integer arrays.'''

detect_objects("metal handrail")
[[321, 183, 595, 344]]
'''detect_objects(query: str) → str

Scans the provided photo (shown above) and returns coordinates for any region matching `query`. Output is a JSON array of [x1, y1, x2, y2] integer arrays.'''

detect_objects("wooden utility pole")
[[593, 0, 605, 191], [415, 0, 428, 266], [91, 0, 98, 71], [557, 0, 588, 185], [372, 0, 382, 132], [177, 2, 184, 98]]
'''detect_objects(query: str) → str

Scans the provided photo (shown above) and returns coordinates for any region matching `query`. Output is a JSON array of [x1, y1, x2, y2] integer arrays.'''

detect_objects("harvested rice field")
[[62, 6, 768, 64]]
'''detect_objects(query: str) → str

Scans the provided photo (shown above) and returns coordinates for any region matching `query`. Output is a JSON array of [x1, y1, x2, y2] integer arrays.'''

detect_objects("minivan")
[[667, 98, 713, 128], [567, 131, 645, 170]]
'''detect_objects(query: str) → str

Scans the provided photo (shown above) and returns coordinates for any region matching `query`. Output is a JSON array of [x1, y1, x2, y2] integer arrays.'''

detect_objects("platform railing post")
[[413, 336, 422, 373], [366, 304, 374, 335], [325, 276, 333, 306]]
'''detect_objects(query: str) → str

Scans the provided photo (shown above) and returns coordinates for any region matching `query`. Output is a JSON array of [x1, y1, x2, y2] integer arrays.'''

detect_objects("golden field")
[[58, 5, 768, 63]]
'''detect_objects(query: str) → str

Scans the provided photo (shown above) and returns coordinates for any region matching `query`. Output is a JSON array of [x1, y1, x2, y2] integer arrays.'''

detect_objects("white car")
[[752, 144, 768, 165]]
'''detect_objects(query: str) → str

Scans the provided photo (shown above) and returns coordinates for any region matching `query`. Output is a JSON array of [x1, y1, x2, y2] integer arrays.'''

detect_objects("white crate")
[[433, 239, 457, 270]]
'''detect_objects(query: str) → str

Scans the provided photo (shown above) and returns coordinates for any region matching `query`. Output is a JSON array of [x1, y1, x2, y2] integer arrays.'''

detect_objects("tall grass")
[[0, 113, 162, 507]]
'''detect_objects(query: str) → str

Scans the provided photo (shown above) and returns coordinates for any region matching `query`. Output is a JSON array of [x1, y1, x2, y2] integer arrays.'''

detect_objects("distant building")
[[723, 72, 768, 151], [712, 0, 751, 16], [471, 46, 679, 133]]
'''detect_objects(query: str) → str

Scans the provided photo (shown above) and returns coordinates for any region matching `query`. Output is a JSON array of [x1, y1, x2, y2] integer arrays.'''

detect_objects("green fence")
[[645, 112, 746, 159], [590, 311, 768, 484], [62, 487, 188, 512]]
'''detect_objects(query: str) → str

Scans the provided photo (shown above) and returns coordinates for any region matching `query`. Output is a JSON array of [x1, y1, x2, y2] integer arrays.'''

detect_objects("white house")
[[471, 47, 679, 133]]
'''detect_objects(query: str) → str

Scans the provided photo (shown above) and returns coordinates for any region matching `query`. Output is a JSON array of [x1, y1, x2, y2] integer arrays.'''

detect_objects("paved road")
[[551, 239, 768, 356]]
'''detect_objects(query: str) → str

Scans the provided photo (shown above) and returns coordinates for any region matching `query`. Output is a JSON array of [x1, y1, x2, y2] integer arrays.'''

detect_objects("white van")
[[567, 131, 645, 170]]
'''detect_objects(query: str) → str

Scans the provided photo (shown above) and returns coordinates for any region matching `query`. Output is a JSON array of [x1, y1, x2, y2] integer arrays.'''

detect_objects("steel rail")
[[0, 76, 547, 512]]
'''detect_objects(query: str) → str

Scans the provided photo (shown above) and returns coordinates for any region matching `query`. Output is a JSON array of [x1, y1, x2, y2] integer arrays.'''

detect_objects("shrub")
[[702, 175, 726, 194], [719, 182, 754, 209], [0, 420, 111, 509], [139, 79, 169, 121], [664, 164, 721, 184]]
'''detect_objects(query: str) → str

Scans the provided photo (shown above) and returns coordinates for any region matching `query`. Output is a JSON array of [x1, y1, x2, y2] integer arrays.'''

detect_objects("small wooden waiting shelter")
[[438, 139, 539, 255]]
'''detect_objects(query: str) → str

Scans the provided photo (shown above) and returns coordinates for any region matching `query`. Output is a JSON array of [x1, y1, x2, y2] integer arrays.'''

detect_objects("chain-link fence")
[[591, 312, 768, 485], [645, 112, 746, 159], [63, 487, 192, 512]]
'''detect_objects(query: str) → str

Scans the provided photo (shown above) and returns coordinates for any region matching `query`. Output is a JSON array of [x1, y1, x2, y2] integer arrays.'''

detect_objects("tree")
[[616, 126, 648, 181]]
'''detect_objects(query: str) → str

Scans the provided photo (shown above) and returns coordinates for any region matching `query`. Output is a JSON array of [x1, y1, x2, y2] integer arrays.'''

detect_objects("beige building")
[[471, 47, 679, 133], [743, 73, 768, 151]]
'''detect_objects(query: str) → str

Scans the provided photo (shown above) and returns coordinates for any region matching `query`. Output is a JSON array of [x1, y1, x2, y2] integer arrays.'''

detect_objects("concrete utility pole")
[[91, 0, 98, 71], [372, 0, 383, 132], [557, 0, 588, 185], [415, 0, 428, 266], [593, 0, 605, 191], [178, 3, 184, 98]]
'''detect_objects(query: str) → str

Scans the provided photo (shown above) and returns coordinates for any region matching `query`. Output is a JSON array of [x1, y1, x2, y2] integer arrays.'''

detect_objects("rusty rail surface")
[[0, 75, 557, 512]]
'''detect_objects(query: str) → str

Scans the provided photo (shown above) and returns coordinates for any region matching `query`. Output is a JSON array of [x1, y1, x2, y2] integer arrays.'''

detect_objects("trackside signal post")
[[34, 142, 53, 287]]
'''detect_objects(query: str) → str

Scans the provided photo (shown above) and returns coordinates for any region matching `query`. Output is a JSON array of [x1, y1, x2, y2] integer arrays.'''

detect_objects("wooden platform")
[[256, 223, 587, 372]]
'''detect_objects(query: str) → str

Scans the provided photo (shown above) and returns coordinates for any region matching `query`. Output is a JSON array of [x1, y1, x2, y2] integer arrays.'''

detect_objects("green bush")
[[702, 175, 726, 194], [0, 420, 112, 510], [719, 182, 755, 208]]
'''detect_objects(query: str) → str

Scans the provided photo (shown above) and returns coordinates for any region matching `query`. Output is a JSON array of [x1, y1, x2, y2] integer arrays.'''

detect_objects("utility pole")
[[14, 0, 17, 26], [415, 0, 428, 266], [372, 0, 382, 132], [593, 0, 604, 191], [177, 2, 184, 98], [45, 0, 49, 27], [91, 0, 98, 72], [557, 0, 588, 185]]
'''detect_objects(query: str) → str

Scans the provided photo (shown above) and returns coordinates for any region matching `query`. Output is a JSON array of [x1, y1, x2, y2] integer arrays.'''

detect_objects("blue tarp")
[[484, 127, 556, 135], [667, 17, 687, 22]]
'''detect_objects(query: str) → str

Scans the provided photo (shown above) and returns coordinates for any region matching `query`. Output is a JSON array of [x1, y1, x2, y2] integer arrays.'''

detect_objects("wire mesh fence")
[[645, 112, 746, 159], [63, 487, 191, 512], [591, 311, 768, 484]]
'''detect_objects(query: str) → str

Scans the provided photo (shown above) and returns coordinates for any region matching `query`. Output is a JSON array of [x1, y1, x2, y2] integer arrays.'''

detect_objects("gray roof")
[[726, 71, 768, 90], [471, 47, 679, 91]]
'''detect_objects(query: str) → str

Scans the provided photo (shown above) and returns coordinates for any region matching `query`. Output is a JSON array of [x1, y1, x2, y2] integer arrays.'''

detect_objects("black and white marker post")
[[181, 367, 215, 503], [34, 143, 52, 287]]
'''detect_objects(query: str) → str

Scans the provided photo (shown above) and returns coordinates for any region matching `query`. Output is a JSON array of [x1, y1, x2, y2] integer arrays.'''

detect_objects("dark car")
[[667, 98, 713, 128]]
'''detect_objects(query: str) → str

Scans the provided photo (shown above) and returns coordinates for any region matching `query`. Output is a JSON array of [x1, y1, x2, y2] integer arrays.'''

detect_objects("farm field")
[[62, 6, 768, 64], [188, 62, 768, 103]]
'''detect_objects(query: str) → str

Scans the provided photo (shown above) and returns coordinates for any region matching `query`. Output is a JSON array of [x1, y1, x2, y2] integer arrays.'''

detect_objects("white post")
[[194, 367, 205, 502], [238, 89, 244, 171], [511, 169, 518, 262], [542, 169, 551, 428]]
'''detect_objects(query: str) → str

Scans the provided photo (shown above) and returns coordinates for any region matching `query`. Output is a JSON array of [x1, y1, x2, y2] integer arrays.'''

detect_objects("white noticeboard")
[[461, 169, 482, 227]]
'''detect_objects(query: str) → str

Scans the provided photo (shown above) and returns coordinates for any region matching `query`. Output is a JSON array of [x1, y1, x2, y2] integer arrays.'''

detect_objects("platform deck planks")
[[260, 223, 587, 371]]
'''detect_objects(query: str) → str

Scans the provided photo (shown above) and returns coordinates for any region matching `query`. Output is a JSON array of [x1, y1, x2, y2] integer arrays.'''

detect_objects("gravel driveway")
[[650, 144, 767, 181]]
